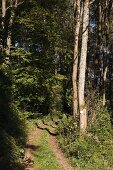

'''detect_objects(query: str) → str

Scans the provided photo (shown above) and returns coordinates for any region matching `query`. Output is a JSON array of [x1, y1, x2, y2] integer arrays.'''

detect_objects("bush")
[[0, 68, 26, 169], [47, 74, 66, 118], [58, 100, 113, 170], [0, 129, 24, 170]]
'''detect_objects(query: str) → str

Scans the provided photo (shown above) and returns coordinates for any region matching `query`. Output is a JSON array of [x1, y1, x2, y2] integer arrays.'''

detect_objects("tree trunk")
[[72, 0, 81, 118], [2, 0, 6, 49], [103, 66, 108, 106], [6, 0, 18, 56], [2, 0, 6, 27], [78, 0, 89, 133], [102, 0, 111, 106]]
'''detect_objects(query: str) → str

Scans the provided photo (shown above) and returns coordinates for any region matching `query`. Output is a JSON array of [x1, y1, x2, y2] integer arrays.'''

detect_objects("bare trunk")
[[102, 42, 109, 106], [102, 0, 110, 106], [2, 0, 6, 49], [78, 0, 89, 132], [6, 0, 18, 56], [2, 0, 6, 26], [98, 2, 103, 87], [72, 0, 81, 118], [103, 66, 108, 106]]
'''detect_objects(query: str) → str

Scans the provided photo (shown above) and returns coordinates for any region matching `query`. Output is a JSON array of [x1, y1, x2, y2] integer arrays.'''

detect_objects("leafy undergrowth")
[[58, 101, 113, 170], [26, 119, 36, 133]]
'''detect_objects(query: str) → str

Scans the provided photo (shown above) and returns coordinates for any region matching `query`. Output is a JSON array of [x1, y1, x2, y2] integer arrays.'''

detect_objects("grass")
[[32, 130, 62, 170], [26, 119, 36, 132], [57, 102, 113, 170]]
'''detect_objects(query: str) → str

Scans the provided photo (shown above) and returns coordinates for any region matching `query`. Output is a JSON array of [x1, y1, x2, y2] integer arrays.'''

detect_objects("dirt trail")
[[24, 127, 41, 170], [24, 125, 74, 170], [49, 135, 74, 170]]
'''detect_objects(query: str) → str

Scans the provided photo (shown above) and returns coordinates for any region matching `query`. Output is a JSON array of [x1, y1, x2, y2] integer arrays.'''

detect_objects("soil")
[[24, 126, 74, 170], [49, 135, 74, 170], [24, 127, 41, 170]]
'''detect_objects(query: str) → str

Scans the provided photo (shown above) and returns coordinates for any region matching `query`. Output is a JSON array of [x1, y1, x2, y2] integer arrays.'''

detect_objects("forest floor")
[[24, 121, 74, 170]]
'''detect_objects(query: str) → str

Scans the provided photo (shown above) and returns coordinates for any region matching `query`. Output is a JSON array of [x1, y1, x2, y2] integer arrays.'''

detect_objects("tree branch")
[[6, 1, 24, 11], [90, 0, 95, 5]]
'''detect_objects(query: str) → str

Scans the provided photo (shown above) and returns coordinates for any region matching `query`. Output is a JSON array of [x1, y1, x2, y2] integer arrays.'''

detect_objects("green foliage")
[[11, 48, 50, 117], [10, 0, 73, 120], [65, 87, 72, 108], [46, 74, 66, 117], [0, 64, 26, 169], [0, 129, 24, 170], [58, 101, 113, 170]]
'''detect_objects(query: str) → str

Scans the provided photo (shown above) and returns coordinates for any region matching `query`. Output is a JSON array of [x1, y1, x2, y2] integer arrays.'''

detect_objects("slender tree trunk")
[[2, 0, 6, 27], [78, 0, 89, 132], [102, 0, 110, 106], [98, 2, 103, 88], [6, 0, 18, 56], [2, 0, 6, 49], [72, 0, 81, 118], [103, 66, 108, 106]]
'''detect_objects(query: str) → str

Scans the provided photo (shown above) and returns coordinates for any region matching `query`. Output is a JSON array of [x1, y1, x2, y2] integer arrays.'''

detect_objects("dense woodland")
[[1, 0, 113, 169]]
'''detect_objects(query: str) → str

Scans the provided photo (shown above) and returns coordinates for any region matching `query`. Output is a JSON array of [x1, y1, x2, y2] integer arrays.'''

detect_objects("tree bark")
[[72, 0, 81, 118], [6, 0, 18, 56], [102, 0, 111, 106], [78, 0, 89, 132], [2, 0, 6, 49], [2, 0, 6, 26]]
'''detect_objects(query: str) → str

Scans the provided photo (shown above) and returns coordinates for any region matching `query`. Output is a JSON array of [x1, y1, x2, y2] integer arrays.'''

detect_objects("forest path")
[[24, 127, 41, 170], [49, 135, 74, 170], [24, 121, 74, 170]]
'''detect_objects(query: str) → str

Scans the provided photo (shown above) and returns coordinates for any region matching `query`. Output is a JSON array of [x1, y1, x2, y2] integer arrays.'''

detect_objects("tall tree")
[[78, 0, 89, 132], [72, 0, 81, 118], [7, 0, 19, 56], [2, 0, 6, 49]]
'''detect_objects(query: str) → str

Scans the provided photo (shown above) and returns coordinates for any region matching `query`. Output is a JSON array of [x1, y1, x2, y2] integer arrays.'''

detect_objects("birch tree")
[[78, 0, 89, 132], [2, 0, 6, 49], [6, 0, 18, 56]]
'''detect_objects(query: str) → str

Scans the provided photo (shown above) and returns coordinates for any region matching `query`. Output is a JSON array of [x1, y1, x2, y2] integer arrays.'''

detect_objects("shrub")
[[47, 74, 66, 118], [58, 100, 113, 170], [0, 129, 24, 170], [0, 67, 26, 169]]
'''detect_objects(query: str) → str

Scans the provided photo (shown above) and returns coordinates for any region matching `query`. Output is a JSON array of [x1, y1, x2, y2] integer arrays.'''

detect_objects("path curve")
[[24, 125, 74, 170]]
